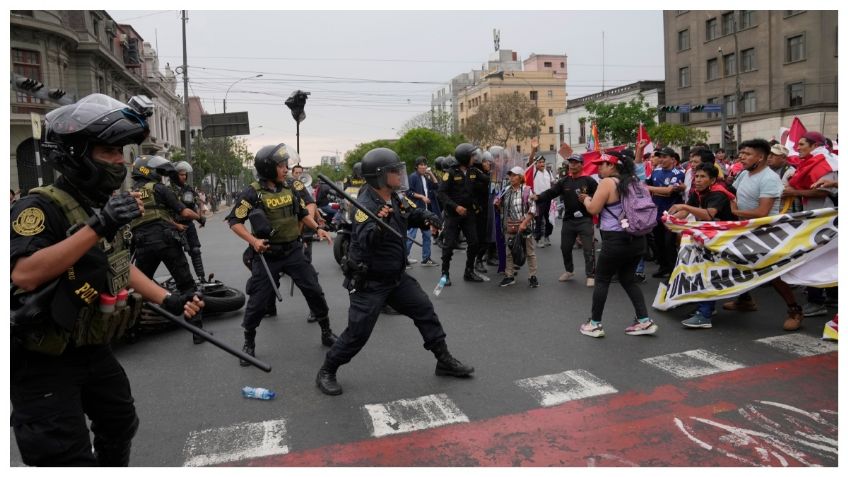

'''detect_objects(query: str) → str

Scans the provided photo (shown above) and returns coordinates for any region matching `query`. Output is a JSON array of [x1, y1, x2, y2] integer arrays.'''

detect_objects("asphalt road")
[[10, 210, 839, 466]]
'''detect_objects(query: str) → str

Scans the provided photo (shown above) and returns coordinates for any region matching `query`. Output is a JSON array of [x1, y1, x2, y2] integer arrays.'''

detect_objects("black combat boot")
[[316, 360, 343, 395], [431, 341, 474, 377], [463, 268, 484, 282], [191, 254, 207, 283], [474, 258, 488, 274], [240, 329, 256, 367], [317, 317, 338, 347]]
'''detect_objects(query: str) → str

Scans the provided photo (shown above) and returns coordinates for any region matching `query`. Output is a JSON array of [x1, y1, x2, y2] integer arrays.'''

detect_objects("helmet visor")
[[384, 162, 409, 191], [45, 94, 132, 135]]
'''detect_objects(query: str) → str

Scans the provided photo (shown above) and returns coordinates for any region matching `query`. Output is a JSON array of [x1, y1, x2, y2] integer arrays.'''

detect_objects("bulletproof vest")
[[22, 186, 142, 355], [250, 182, 299, 243], [172, 183, 197, 210], [130, 181, 174, 229]]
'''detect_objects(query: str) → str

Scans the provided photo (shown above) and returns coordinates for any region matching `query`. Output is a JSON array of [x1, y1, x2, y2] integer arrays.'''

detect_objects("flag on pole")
[[637, 122, 654, 156], [591, 122, 601, 152], [783, 117, 807, 158], [581, 145, 626, 177]]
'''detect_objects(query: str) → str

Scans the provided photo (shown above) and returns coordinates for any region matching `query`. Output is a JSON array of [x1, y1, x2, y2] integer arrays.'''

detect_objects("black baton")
[[258, 252, 283, 302], [316, 174, 423, 247], [144, 303, 272, 372]]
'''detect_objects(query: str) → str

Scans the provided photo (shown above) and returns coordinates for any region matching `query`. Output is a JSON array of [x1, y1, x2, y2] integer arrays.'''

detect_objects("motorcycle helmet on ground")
[[361, 148, 409, 191], [254, 143, 300, 183], [454, 143, 482, 167], [40, 93, 151, 207]]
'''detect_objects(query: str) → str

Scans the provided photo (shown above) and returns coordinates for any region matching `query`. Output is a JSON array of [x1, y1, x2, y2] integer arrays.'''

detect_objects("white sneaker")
[[559, 271, 575, 282], [544, 237, 552, 247], [586, 277, 595, 287], [407, 258, 419, 265]]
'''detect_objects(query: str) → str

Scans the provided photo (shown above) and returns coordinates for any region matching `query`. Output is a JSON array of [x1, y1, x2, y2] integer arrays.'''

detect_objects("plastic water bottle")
[[242, 386, 275, 400], [433, 275, 448, 296]]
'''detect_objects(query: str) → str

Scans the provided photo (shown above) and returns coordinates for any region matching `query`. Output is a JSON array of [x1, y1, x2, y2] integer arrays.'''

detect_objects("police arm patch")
[[294, 180, 305, 191], [13, 207, 46, 236], [442, 172, 449, 181], [405, 197, 417, 208], [354, 209, 369, 223]]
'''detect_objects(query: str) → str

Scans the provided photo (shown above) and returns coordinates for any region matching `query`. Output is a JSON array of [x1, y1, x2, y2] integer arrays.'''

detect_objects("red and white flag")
[[637, 122, 654, 156], [783, 117, 807, 157]]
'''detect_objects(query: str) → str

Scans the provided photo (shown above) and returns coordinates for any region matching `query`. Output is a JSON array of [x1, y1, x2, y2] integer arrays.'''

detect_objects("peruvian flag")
[[783, 117, 807, 159], [637, 122, 655, 156], [789, 145, 838, 190], [581, 145, 626, 177]]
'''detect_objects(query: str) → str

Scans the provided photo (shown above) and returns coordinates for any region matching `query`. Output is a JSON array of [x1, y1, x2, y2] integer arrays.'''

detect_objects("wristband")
[[85, 214, 107, 237]]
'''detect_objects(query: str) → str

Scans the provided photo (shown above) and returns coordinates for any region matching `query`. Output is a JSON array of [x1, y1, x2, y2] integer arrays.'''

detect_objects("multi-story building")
[[556, 81, 665, 152], [10, 10, 184, 192], [662, 10, 838, 148], [456, 53, 567, 156], [320, 155, 339, 167]]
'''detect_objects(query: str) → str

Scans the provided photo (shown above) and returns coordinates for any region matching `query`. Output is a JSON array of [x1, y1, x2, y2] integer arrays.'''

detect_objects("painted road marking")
[[755, 334, 838, 357], [363, 393, 469, 438], [183, 419, 289, 467], [642, 349, 745, 379], [515, 369, 618, 407]]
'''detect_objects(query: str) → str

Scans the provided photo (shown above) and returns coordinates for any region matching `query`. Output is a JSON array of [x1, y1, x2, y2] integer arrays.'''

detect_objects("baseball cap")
[[770, 144, 790, 156], [566, 154, 583, 163], [654, 147, 675, 157], [508, 166, 524, 175], [590, 153, 620, 166]]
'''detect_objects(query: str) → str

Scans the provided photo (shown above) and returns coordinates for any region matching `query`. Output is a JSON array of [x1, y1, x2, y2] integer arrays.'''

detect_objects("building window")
[[705, 18, 718, 41], [459, 102, 463, 112], [723, 53, 736, 76], [741, 91, 756, 113], [548, 109, 553, 117], [788, 82, 804, 106], [548, 126, 554, 134], [549, 144, 555, 151], [12, 48, 43, 105], [677, 29, 690, 51], [706, 58, 719, 80], [787, 34, 806, 63], [559, 124, 565, 144], [785, 10, 805, 18], [579, 121, 586, 143], [678, 66, 690, 88], [721, 12, 736, 36], [543, 61, 552, 67], [724, 94, 737, 116], [483, 92, 488, 102], [547, 90, 553, 98], [706, 97, 720, 119], [516, 145, 521, 153], [529, 91, 538, 101], [740, 10, 755, 29], [560, 62, 565, 68], [680, 112, 690, 125], [741, 48, 756, 72]]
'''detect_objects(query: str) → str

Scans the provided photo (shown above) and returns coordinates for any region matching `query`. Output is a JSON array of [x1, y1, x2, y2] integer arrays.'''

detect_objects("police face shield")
[[383, 163, 409, 191]]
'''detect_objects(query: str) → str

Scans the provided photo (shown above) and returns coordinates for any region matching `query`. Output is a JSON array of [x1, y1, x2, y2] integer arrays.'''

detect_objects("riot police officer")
[[168, 161, 208, 281], [130, 155, 205, 344], [436, 143, 490, 284], [11, 93, 203, 466], [227, 143, 338, 367], [316, 147, 474, 396]]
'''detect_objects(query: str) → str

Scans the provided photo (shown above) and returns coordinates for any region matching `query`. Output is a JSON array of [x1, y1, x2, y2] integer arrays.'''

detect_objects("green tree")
[[398, 110, 454, 136], [343, 139, 397, 169], [648, 123, 710, 148], [394, 128, 455, 170], [583, 94, 657, 145], [461, 92, 543, 147]]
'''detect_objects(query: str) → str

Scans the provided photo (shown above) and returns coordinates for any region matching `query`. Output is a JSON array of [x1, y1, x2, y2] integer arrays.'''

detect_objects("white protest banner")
[[653, 208, 837, 311]]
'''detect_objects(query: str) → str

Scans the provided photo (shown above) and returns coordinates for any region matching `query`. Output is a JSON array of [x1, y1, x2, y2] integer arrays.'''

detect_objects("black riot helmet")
[[361, 148, 408, 190], [254, 143, 300, 183], [40, 93, 151, 207], [454, 143, 481, 167], [132, 155, 174, 182], [352, 162, 363, 180]]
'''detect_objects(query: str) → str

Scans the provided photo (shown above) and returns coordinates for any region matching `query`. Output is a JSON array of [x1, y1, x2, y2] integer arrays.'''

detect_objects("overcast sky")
[[109, 9, 665, 166]]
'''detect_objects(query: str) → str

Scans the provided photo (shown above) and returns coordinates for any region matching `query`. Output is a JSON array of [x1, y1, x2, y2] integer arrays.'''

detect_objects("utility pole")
[[181, 10, 191, 163], [733, 10, 742, 146]]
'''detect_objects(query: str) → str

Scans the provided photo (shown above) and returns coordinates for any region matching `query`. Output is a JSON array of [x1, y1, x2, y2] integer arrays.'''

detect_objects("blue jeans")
[[636, 258, 645, 274], [696, 301, 715, 318], [407, 227, 432, 261]]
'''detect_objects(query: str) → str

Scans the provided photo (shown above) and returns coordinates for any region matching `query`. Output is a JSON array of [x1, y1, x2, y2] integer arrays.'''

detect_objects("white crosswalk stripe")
[[642, 349, 745, 379], [515, 369, 618, 407], [756, 334, 839, 356], [363, 393, 469, 438], [183, 419, 289, 467]]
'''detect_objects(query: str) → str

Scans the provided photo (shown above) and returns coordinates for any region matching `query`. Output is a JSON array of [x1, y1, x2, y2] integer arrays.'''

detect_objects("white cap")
[[508, 166, 524, 175]]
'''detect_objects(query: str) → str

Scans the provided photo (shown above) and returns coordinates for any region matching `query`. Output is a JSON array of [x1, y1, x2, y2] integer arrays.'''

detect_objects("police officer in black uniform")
[[11, 93, 203, 466], [129, 155, 206, 344], [227, 143, 338, 366], [168, 160, 208, 281], [316, 147, 474, 396], [437, 143, 489, 284]]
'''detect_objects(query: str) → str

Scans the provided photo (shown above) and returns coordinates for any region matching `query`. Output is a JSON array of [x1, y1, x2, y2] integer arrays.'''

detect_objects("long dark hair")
[[608, 151, 638, 196]]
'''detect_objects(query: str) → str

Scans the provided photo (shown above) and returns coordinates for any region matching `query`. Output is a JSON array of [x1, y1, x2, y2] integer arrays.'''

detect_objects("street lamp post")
[[223, 74, 263, 113]]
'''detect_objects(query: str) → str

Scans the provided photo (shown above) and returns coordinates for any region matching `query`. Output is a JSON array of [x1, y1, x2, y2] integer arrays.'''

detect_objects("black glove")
[[162, 292, 190, 316], [86, 192, 142, 240], [197, 215, 207, 227], [424, 211, 443, 230]]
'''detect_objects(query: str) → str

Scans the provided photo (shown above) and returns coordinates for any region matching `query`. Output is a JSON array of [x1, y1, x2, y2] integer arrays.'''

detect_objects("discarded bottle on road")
[[433, 275, 448, 296], [242, 386, 275, 400]]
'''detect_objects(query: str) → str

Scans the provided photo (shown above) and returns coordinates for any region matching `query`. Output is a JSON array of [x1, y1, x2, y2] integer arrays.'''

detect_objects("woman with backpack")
[[577, 151, 657, 338]]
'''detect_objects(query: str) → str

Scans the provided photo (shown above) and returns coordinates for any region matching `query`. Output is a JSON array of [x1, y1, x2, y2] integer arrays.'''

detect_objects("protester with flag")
[[783, 117, 807, 160]]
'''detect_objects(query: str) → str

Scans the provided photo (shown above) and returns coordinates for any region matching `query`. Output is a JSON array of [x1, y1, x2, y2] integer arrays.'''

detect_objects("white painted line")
[[515, 369, 618, 407], [363, 393, 469, 438], [642, 349, 745, 379], [183, 419, 289, 467], [755, 334, 838, 357]]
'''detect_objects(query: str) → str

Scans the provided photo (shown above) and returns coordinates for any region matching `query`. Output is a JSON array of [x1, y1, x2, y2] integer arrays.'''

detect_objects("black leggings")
[[591, 231, 648, 322]]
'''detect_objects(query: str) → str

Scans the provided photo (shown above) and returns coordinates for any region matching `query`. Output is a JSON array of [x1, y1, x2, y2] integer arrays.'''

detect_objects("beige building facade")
[[662, 10, 838, 148]]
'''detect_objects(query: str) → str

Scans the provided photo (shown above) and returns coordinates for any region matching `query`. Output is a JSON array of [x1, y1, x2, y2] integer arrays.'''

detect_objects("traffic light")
[[723, 127, 735, 144], [48, 88, 66, 100], [691, 104, 705, 112], [658, 105, 679, 113], [284, 90, 310, 123], [15, 76, 44, 92]]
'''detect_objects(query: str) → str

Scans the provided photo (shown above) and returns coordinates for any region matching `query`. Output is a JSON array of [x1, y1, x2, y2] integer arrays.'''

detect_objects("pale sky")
[[108, 8, 665, 166]]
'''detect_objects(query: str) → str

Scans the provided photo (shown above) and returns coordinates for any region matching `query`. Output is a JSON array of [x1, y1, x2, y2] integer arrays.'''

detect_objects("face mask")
[[97, 161, 128, 192]]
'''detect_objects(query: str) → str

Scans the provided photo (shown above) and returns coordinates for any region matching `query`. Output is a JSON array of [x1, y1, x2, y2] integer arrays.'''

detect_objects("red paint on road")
[[232, 353, 838, 467]]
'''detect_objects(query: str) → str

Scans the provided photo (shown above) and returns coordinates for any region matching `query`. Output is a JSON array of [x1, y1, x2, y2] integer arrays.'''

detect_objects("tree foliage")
[[185, 136, 253, 192], [398, 110, 454, 136], [343, 139, 397, 169], [461, 92, 543, 147], [394, 128, 457, 170], [583, 94, 657, 145], [648, 123, 710, 148]]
